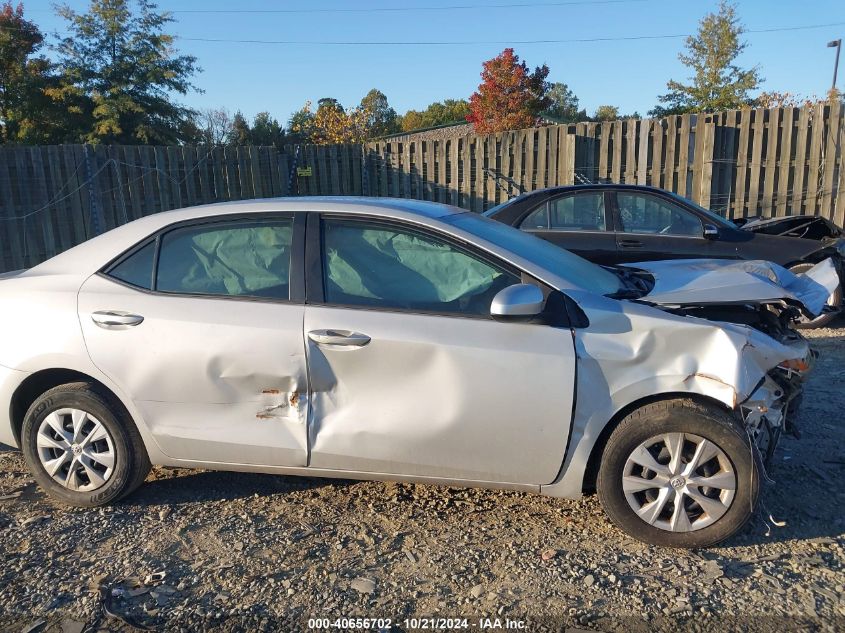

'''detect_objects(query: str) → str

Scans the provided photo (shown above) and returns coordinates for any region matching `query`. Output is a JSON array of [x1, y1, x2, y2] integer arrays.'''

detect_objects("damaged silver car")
[[0, 198, 836, 547]]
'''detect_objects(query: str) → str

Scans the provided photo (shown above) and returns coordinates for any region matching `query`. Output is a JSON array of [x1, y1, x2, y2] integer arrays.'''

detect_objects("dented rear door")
[[78, 214, 308, 467]]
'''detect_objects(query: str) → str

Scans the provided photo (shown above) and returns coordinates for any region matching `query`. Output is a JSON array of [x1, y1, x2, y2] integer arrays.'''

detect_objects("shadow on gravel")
[[127, 469, 352, 507]]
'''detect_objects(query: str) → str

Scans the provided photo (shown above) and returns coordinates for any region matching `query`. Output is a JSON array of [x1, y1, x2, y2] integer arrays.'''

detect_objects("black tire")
[[596, 398, 759, 548], [789, 262, 842, 329], [20, 382, 151, 507]]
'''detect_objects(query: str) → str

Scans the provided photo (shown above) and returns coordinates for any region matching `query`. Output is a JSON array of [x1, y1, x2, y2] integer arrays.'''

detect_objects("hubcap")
[[36, 408, 115, 492], [622, 433, 736, 532]]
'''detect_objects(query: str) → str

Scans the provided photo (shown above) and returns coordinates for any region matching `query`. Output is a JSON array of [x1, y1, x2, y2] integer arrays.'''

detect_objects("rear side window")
[[156, 220, 293, 299], [107, 241, 155, 289], [549, 193, 606, 231]]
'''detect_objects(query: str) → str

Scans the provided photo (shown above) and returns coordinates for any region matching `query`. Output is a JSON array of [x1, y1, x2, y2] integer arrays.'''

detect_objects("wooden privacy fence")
[[1, 103, 844, 272]]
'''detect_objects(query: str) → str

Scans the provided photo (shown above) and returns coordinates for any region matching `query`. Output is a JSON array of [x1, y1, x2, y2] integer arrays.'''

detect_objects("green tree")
[[650, 1, 761, 116], [545, 82, 585, 122], [399, 99, 471, 132], [593, 105, 619, 121], [54, 0, 200, 144], [250, 111, 285, 148], [228, 111, 250, 145], [287, 101, 315, 144], [0, 3, 71, 143], [359, 89, 398, 138]]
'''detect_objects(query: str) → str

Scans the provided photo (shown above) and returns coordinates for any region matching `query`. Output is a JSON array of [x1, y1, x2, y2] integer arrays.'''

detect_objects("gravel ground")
[[0, 324, 843, 632]]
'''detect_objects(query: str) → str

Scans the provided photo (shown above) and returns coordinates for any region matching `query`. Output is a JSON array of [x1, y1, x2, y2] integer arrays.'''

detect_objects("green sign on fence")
[[297, 166, 312, 177]]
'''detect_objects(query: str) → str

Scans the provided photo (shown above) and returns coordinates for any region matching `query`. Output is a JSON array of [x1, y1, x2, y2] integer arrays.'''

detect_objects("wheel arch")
[[580, 391, 734, 495], [11, 368, 131, 447]]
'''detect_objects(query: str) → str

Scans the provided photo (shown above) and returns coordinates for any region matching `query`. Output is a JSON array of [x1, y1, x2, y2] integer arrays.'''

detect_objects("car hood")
[[624, 258, 839, 318]]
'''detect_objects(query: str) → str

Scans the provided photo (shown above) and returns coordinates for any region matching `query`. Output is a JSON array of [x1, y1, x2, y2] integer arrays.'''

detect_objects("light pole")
[[829, 39, 842, 94]]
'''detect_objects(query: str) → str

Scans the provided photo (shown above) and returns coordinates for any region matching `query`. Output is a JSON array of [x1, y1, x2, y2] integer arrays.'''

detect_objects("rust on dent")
[[262, 388, 281, 395], [289, 392, 299, 407]]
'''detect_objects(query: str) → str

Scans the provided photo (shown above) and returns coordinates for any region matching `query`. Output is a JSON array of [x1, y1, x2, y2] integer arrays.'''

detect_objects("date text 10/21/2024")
[[307, 617, 528, 630]]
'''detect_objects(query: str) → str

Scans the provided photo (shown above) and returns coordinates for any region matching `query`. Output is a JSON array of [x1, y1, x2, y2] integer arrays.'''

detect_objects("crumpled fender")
[[541, 290, 809, 498], [628, 257, 840, 318]]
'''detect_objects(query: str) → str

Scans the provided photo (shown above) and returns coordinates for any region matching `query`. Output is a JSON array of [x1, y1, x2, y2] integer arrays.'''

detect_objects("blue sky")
[[22, 0, 845, 123]]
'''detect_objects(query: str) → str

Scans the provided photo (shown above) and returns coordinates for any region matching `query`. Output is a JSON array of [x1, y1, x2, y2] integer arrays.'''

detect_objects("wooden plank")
[[776, 108, 795, 217], [461, 136, 472, 209], [664, 117, 678, 191], [536, 128, 548, 190], [791, 106, 811, 214], [63, 146, 88, 241], [512, 131, 524, 193], [485, 134, 497, 206], [526, 129, 537, 192], [138, 146, 157, 216], [676, 114, 691, 197], [247, 145, 263, 198], [820, 102, 839, 221], [762, 108, 780, 216], [694, 116, 715, 208], [422, 140, 435, 201], [598, 122, 610, 182], [624, 119, 637, 183], [547, 126, 558, 186], [378, 143, 389, 197], [401, 141, 411, 198], [211, 146, 225, 200], [46, 145, 72, 255], [449, 139, 459, 205], [387, 142, 400, 197], [0, 150, 25, 270], [806, 103, 825, 215], [733, 111, 752, 217], [651, 119, 664, 188], [636, 120, 649, 185], [473, 135, 485, 211], [746, 109, 766, 215], [500, 132, 512, 195], [165, 145, 183, 209], [835, 115, 845, 226], [438, 139, 448, 204], [610, 120, 623, 183]]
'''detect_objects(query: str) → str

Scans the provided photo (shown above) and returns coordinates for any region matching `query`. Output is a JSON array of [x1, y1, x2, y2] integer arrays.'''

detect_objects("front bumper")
[[738, 361, 810, 464]]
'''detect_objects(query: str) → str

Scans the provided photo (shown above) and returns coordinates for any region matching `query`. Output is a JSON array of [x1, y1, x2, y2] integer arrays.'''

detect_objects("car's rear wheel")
[[789, 262, 841, 329], [21, 382, 150, 507], [597, 398, 759, 548]]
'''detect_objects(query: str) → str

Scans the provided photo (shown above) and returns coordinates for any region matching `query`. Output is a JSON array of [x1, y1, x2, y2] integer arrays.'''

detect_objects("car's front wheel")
[[21, 382, 151, 507], [597, 398, 759, 548]]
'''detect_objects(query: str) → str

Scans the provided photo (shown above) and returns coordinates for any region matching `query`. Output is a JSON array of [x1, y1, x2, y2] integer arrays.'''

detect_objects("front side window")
[[618, 193, 702, 236], [156, 220, 293, 299], [322, 219, 519, 316]]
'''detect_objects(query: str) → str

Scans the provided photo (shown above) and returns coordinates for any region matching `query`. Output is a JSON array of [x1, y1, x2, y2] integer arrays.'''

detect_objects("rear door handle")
[[91, 311, 145, 328], [308, 329, 371, 347], [619, 239, 644, 248]]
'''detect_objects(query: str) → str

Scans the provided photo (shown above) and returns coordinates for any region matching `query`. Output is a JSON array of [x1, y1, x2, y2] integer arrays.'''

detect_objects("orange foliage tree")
[[466, 48, 551, 134]]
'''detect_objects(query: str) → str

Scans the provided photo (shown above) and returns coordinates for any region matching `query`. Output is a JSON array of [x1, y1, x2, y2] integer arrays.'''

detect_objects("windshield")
[[666, 192, 736, 229], [445, 212, 622, 295]]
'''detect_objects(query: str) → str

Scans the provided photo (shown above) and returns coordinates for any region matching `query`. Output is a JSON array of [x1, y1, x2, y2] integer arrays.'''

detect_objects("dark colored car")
[[485, 184, 844, 327]]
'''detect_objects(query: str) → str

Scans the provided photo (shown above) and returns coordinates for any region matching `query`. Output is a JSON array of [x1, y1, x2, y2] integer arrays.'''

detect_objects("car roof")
[[28, 197, 467, 277]]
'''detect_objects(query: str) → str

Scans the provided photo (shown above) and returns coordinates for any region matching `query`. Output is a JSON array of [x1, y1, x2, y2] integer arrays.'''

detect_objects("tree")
[[0, 2, 71, 143], [188, 107, 232, 145], [399, 99, 470, 132], [228, 111, 250, 145], [359, 89, 398, 138], [546, 82, 586, 122], [287, 101, 315, 144], [467, 48, 551, 134], [650, 1, 761, 116], [593, 105, 619, 121], [250, 111, 285, 148], [53, 0, 201, 144]]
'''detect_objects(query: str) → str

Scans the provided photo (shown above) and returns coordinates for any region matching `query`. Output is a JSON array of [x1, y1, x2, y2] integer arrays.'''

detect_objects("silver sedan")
[[0, 198, 820, 547]]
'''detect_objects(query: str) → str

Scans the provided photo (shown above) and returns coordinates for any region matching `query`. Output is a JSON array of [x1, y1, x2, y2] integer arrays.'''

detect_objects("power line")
[[169, 0, 649, 13], [2, 20, 842, 46], [173, 21, 845, 47]]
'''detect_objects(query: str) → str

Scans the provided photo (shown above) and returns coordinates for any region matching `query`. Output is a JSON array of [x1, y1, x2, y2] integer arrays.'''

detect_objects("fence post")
[[83, 144, 105, 236]]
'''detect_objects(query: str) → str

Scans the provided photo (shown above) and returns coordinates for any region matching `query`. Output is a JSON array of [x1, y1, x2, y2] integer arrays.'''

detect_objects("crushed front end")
[[738, 351, 815, 467]]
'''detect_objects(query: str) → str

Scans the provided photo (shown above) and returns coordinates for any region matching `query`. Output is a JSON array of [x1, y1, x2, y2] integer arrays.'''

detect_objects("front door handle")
[[619, 239, 644, 248], [308, 329, 371, 347], [91, 311, 145, 328]]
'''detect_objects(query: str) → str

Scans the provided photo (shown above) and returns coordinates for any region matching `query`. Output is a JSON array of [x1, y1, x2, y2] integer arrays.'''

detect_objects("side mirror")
[[703, 223, 719, 239], [491, 284, 545, 321]]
